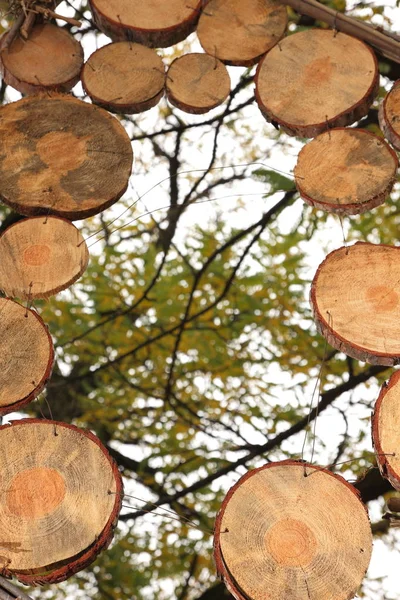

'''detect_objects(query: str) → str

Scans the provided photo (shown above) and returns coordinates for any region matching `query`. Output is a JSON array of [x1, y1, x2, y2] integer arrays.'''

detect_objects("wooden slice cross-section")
[[0, 298, 54, 416], [294, 129, 398, 215], [214, 461, 372, 600], [197, 0, 287, 67], [255, 29, 379, 137], [166, 53, 230, 114], [0, 419, 122, 584], [0, 216, 89, 300], [311, 242, 400, 365], [0, 94, 133, 220], [379, 81, 400, 151], [82, 42, 165, 114]]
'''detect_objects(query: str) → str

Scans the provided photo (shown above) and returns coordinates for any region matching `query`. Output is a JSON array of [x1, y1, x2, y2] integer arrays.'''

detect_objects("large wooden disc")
[[0, 94, 133, 220], [294, 129, 398, 215], [379, 81, 400, 151], [0, 217, 89, 300], [255, 30, 379, 138], [0, 419, 122, 584], [197, 0, 287, 67], [0, 23, 84, 95], [166, 53, 230, 114], [0, 298, 54, 416], [82, 42, 165, 114], [89, 0, 201, 47], [311, 242, 400, 365], [373, 371, 400, 490], [214, 461, 372, 600]]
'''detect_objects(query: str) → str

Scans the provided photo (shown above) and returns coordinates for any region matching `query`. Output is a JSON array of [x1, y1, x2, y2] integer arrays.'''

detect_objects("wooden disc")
[[214, 461, 372, 600], [89, 0, 201, 47], [0, 94, 133, 220], [0, 216, 89, 300], [0, 419, 122, 584], [197, 0, 287, 67], [294, 129, 398, 215], [311, 242, 400, 365], [0, 298, 54, 415], [379, 81, 400, 151], [82, 42, 165, 114], [0, 23, 84, 95], [255, 30, 379, 138], [166, 53, 230, 114]]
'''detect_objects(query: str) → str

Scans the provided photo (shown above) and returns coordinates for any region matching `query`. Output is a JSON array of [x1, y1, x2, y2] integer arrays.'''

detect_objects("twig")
[[20, 10, 35, 39], [33, 5, 81, 27], [0, 576, 33, 600]]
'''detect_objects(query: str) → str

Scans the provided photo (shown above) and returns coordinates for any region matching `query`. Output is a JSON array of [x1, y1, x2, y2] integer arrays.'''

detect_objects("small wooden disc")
[[214, 461, 372, 600], [0, 419, 122, 584], [0, 298, 54, 415], [0, 94, 133, 220], [82, 42, 165, 114], [197, 0, 287, 67], [373, 371, 400, 490], [166, 53, 230, 114], [89, 0, 201, 47], [379, 81, 400, 151], [0, 216, 89, 300], [294, 129, 398, 215], [255, 30, 379, 137], [311, 242, 400, 365], [0, 23, 84, 95]]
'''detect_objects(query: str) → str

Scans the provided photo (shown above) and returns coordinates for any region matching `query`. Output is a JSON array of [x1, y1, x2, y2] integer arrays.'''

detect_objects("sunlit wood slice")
[[255, 29, 379, 138], [89, 0, 201, 47], [197, 0, 287, 67], [311, 242, 400, 365], [294, 129, 398, 215], [166, 53, 230, 114], [379, 81, 400, 151], [0, 94, 133, 220], [0, 419, 122, 584], [0, 23, 84, 95], [0, 298, 54, 415], [214, 460, 372, 600], [82, 42, 165, 114], [0, 217, 89, 300]]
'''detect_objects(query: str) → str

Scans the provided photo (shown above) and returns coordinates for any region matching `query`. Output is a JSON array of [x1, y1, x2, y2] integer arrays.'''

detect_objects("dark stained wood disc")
[[166, 53, 230, 114], [379, 81, 400, 151], [0, 298, 54, 416], [197, 0, 287, 67], [294, 129, 398, 215], [0, 216, 89, 300], [311, 242, 400, 365], [0, 419, 122, 584], [0, 94, 133, 220], [82, 42, 165, 114], [214, 460, 372, 600], [255, 29, 379, 138]]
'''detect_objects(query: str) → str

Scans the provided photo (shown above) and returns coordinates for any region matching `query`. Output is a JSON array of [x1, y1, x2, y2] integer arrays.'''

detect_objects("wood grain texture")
[[379, 80, 400, 151], [255, 29, 379, 137], [214, 461, 372, 600], [373, 371, 400, 490]]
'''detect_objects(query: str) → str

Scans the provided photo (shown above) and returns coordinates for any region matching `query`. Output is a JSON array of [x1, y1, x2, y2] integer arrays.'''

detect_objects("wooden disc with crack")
[[0, 216, 89, 300], [294, 129, 398, 215], [197, 0, 287, 67], [166, 53, 230, 114], [0, 298, 54, 416], [255, 29, 379, 138], [214, 460, 372, 600], [379, 81, 400, 151], [0, 94, 133, 220], [82, 42, 165, 114], [0, 419, 122, 585], [311, 242, 400, 365]]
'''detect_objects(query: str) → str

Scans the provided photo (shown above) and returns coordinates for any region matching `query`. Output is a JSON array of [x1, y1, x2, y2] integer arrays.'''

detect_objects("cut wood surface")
[[214, 460, 372, 600], [379, 81, 400, 151], [373, 371, 400, 490], [0, 216, 89, 300], [197, 0, 287, 67], [294, 128, 398, 214], [0, 419, 122, 584], [82, 42, 165, 114], [0, 94, 133, 220], [255, 29, 379, 137], [311, 242, 400, 365], [89, 0, 202, 47], [166, 53, 230, 114], [0, 298, 54, 416], [0, 23, 84, 95]]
